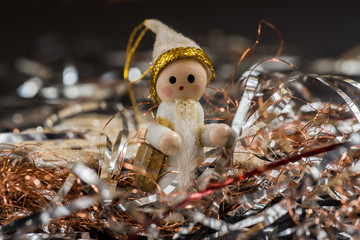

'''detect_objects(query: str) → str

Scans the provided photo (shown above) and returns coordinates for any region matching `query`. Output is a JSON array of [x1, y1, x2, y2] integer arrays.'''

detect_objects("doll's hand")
[[158, 131, 182, 155], [209, 124, 231, 147]]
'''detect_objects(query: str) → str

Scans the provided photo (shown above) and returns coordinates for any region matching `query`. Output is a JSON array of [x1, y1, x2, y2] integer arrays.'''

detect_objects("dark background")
[[0, 0, 359, 94]]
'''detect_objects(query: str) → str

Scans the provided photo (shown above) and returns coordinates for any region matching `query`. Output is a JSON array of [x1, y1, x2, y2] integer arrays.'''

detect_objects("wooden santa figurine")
[[142, 19, 231, 195]]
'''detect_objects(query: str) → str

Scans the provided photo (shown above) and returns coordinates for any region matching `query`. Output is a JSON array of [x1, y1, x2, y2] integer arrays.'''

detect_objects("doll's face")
[[156, 59, 208, 102]]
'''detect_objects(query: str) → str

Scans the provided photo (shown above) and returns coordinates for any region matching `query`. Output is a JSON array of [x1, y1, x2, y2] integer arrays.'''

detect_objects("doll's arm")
[[146, 124, 182, 155], [200, 123, 231, 147]]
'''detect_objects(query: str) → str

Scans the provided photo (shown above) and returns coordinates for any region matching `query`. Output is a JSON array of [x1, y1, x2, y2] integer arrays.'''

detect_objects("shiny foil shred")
[[1, 22, 360, 240]]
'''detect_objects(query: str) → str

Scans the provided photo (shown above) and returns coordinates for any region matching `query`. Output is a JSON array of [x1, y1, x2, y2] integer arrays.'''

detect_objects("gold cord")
[[156, 116, 174, 131], [123, 20, 152, 123]]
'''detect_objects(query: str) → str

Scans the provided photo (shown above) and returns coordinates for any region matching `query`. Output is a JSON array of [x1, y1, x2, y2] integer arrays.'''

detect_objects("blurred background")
[[0, 0, 359, 131]]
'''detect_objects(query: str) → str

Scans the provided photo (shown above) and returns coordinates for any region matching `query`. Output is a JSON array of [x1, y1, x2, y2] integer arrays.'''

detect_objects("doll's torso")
[[156, 99, 205, 188]]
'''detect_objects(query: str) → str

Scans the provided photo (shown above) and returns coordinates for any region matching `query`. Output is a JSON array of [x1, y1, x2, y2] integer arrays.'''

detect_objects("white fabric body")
[[146, 99, 205, 189]]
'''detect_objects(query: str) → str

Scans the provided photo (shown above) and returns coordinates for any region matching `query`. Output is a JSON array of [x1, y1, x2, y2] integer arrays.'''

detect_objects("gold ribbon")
[[157, 117, 175, 131], [123, 21, 152, 123]]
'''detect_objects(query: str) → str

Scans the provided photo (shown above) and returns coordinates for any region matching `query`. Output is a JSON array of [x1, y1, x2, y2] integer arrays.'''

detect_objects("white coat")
[[146, 99, 218, 191]]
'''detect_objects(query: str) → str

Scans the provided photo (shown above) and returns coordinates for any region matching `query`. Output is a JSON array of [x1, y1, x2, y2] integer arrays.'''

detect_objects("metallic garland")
[[2, 69, 360, 239]]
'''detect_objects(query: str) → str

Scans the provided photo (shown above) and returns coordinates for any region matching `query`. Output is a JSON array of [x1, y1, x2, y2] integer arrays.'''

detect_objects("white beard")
[[171, 99, 203, 188]]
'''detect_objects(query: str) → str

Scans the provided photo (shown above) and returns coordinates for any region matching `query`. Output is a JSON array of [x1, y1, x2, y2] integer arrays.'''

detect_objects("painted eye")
[[187, 74, 195, 83], [169, 76, 176, 84]]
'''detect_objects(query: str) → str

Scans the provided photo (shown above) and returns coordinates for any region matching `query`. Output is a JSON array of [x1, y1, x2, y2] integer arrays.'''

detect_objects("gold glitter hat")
[[144, 19, 215, 103]]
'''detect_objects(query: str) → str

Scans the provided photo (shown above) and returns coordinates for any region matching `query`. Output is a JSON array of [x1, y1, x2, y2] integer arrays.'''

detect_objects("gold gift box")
[[133, 142, 168, 192]]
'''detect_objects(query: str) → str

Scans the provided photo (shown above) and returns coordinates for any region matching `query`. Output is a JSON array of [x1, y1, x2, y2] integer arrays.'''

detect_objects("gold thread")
[[128, 66, 152, 84], [149, 47, 215, 103], [157, 117, 175, 131], [123, 20, 149, 123], [124, 21, 148, 81]]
